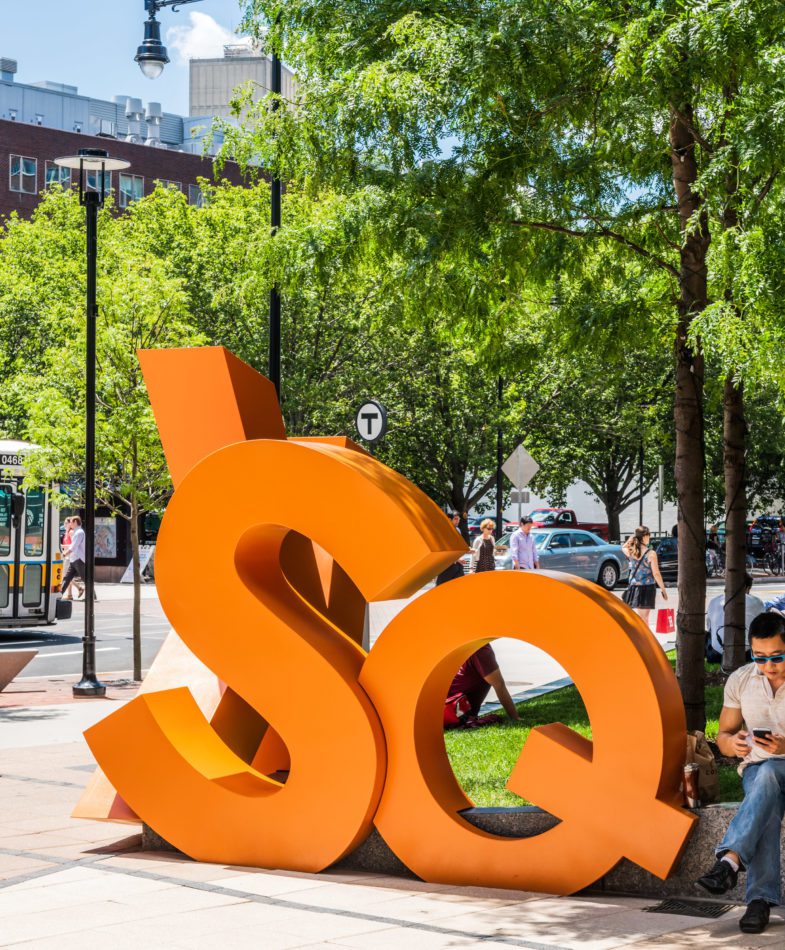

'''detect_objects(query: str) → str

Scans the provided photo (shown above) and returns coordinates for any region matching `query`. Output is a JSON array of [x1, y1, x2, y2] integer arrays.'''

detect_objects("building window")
[[45, 161, 71, 189], [9, 155, 37, 193], [119, 173, 144, 207], [85, 170, 111, 196], [155, 179, 182, 192], [188, 184, 204, 207]]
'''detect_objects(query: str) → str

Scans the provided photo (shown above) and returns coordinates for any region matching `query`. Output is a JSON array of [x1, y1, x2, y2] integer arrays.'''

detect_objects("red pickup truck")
[[528, 508, 610, 541]]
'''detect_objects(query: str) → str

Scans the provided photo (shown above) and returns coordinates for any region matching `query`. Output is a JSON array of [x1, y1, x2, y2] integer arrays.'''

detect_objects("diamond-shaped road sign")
[[502, 444, 540, 490]]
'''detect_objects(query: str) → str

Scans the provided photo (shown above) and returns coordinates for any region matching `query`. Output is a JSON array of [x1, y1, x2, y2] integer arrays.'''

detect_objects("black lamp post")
[[137, 0, 283, 398], [54, 148, 131, 698]]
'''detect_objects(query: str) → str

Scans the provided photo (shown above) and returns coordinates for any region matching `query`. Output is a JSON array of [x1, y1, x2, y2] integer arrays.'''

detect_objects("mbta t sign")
[[355, 400, 387, 445]]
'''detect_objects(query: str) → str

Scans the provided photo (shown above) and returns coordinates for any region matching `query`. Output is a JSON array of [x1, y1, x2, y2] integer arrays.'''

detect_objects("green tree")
[[4, 189, 204, 680], [232, 0, 785, 727]]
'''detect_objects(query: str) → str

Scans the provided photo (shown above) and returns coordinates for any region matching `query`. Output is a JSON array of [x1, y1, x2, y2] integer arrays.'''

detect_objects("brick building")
[[0, 57, 246, 221], [0, 118, 245, 220]]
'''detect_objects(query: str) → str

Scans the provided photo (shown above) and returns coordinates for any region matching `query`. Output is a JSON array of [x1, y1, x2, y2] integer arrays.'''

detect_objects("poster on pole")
[[120, 544, 155, 583], [95, 517, 117, 559]]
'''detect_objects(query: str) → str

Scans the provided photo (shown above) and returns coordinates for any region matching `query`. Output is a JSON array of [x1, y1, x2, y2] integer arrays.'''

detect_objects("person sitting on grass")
[[696, 612, 785, 935], [444, 644, 521, 729]]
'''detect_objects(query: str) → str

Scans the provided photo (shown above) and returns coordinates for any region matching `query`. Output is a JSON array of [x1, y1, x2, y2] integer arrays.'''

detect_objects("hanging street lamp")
[[136, 0, 284, 400]]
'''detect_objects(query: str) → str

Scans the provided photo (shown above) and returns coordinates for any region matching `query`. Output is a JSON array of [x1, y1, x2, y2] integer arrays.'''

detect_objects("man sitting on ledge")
[[697, 612, 785, 934], [444, 644, 521, 728]]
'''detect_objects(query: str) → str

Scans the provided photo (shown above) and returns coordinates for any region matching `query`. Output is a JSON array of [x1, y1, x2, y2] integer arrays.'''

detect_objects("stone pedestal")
[[143, 802, 759, 901]]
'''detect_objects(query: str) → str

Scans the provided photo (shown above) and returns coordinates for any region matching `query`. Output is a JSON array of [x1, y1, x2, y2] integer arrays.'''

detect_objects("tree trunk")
[[722, 376, 747, 671], [670, 104, 709, 731], [719, 117, 748, 674], [607, 508, 621, 545]]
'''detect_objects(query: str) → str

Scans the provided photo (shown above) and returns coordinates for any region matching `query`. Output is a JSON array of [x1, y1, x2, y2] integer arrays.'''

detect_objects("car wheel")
[[598, 561, 619, 590]]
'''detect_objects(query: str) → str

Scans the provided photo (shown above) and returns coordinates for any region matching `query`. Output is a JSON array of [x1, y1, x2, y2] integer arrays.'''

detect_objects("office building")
[[189, 44, 296, 118]]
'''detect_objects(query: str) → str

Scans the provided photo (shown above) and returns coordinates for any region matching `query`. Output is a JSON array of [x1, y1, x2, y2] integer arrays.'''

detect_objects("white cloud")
[[166, 12, 251, 63]]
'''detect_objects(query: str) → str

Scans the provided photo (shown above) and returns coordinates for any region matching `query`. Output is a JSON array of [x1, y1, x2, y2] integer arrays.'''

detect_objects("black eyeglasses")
[[752, 654, 785, 665]]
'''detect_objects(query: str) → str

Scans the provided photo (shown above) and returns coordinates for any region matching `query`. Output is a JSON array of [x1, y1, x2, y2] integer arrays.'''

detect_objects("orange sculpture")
[[82, 346, 695, 893], [360, 572, 694, 893]]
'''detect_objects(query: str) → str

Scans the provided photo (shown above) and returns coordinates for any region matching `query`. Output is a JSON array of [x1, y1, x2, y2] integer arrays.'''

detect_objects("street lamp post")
[[55, 149, 131, 698], [136, 0, 283, 398]]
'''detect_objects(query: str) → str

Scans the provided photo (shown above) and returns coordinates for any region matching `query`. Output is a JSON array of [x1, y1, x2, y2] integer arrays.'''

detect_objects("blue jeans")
[[717, 759, 785, 904]]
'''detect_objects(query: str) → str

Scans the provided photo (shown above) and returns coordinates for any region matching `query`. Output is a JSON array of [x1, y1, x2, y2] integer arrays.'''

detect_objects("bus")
[[0, 440, 71, 627]]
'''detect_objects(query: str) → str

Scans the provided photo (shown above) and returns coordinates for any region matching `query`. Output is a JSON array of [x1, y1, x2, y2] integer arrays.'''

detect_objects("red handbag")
[[656, 608, 675, 633]]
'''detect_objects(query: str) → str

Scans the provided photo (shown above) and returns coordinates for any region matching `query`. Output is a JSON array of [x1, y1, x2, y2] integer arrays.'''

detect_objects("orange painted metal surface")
[[360, 571, 695, 894], [83, 347, 464, 870], [81, 346, 695, 892]]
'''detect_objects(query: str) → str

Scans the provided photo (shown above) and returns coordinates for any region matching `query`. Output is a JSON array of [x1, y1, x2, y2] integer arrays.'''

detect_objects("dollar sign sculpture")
[[84, 347, 465, 870], [83, 346, 695, 893]]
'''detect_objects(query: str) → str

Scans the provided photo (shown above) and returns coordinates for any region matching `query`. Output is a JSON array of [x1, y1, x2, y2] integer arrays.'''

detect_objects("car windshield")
[[529, 509, 558, 523], [532, 532, 550, 549]]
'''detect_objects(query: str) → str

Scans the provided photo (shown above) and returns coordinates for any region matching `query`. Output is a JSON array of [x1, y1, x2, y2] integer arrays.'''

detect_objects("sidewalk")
[[0, 588, 778, 948], [1, 677, 783, 947], [0, 720, 780, 949]]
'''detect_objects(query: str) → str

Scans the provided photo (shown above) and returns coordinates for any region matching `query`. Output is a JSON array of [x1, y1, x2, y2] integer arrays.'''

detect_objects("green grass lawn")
[[445, 660, 743, 807]]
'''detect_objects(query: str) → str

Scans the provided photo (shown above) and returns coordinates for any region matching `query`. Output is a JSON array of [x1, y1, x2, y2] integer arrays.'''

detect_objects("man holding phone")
[[697, 612, 785, 934]]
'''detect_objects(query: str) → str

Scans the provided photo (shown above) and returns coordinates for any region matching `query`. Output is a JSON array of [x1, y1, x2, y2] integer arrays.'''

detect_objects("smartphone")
[[753, 729, 773, 741]]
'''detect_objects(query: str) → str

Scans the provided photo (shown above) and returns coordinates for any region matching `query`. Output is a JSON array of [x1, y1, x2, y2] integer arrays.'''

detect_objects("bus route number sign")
[[0, 454, 23, 467]]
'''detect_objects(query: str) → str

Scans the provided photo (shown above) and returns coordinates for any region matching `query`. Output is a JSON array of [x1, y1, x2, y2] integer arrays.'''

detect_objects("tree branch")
[[510, 218, 679, 278], [668, 103, 713, 154]]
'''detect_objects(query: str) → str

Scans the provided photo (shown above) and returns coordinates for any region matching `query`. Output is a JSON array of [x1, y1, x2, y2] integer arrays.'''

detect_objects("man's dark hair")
[[750, 612, 785, 643], [745, 572, 754, 592], [520, 516, 533, 525], [71, 515, 82, 527], [448, 511, 459, 519]]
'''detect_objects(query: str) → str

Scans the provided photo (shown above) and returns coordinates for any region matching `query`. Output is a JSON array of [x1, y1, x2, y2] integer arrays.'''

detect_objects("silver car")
[[494, 529, 629, 590]]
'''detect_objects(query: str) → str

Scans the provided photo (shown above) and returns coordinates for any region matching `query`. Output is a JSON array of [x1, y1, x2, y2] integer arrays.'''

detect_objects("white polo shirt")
[[724, 663, 785, 771]]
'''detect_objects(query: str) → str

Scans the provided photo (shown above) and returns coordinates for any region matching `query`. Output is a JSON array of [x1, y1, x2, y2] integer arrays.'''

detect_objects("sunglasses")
[[752, 654, 785, 665]]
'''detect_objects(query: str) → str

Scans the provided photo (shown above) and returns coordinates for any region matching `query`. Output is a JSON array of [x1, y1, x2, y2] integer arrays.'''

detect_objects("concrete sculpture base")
[[144, 802, 750, 902]]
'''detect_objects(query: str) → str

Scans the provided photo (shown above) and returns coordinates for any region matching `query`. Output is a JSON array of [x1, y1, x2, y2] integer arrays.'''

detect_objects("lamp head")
[[54, 148, 130, 207], [136, 12, 169, 79]]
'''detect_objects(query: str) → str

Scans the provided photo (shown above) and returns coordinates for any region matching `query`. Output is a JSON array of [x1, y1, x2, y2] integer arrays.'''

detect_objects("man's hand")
[[512, 560, 519, 571], [754, 733, 785, 755], [729, 731, 751, 757]]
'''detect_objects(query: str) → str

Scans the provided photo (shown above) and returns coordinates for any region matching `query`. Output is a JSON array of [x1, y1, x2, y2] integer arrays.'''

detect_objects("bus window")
[[24, 489, 45, 557], [0, 486, 11, 557], [0, 565, 8, 608]]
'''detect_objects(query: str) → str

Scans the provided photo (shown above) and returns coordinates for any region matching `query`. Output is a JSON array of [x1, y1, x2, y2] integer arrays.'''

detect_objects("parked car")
[[528, 508, 610, 542], [495, 528, 628, 589], [651, 536, 678, 584], [466, 518, 517, 539], [654, 533, 776, 583]]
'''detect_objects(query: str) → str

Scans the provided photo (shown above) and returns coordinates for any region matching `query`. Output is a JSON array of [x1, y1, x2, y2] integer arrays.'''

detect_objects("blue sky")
[[3, 0, 250, 116]]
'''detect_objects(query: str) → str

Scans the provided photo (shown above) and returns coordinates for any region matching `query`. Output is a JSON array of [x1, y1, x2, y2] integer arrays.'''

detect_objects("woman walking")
[[472, 519, 497, 573], [622, 525, 668, 626]]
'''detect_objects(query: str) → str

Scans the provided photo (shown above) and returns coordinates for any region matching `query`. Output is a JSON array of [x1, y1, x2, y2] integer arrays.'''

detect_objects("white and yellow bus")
[[0, 440, 71, 626]]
